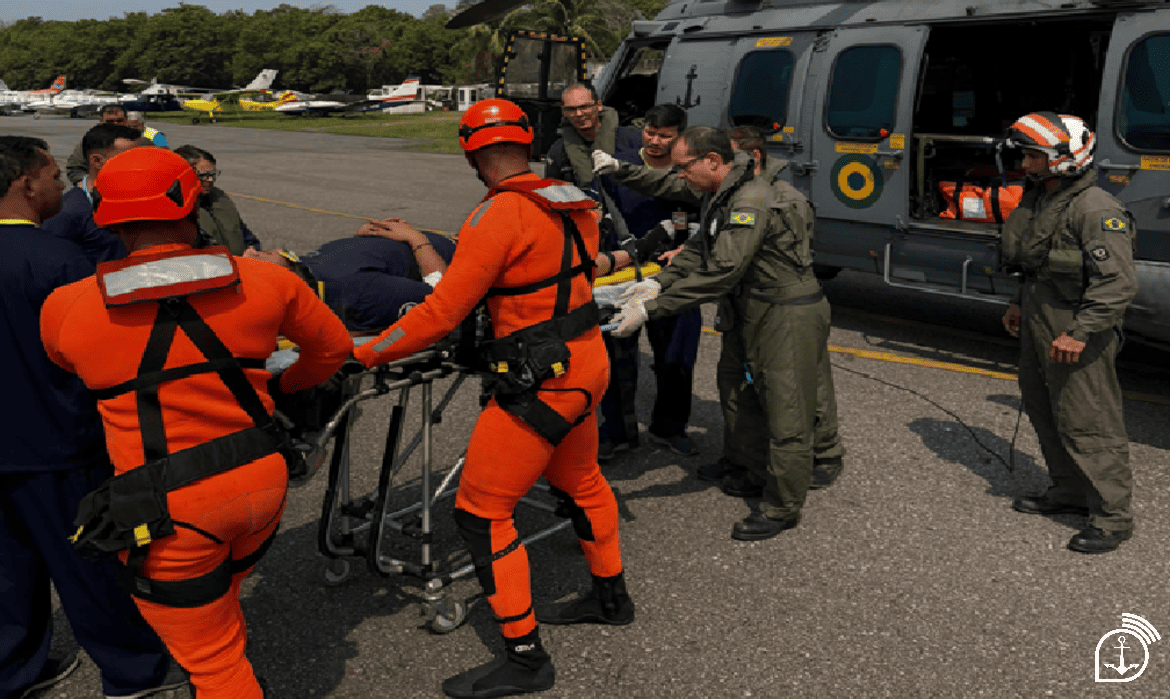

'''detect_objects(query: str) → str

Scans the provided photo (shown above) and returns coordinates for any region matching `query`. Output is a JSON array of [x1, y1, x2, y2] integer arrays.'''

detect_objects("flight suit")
[[356, 173, 623, 641], [198, 187, 261, 255], [41, 245, 353, 699], [1001, 168, 1138, 532], [642, 161, 833, 520], [612, 157, 844, 476]]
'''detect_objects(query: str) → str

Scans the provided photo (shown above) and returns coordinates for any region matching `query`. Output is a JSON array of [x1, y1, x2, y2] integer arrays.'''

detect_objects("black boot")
[[442, 628, 554, 698], [535, 572, 635, 626]]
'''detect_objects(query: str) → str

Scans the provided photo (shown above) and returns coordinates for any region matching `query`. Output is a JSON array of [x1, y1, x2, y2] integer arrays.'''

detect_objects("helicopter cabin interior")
[[906, 18, 1111, 227]]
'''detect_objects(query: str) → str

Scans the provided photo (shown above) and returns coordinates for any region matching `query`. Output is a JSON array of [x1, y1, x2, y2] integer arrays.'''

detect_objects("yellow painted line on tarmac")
[[228, 191, 453, 235], [699, 326, 1170, 405], [229, 191, 373, 221]]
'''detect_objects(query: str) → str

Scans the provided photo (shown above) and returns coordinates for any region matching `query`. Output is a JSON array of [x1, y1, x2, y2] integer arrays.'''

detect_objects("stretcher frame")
[[308, 347, 574, 633]]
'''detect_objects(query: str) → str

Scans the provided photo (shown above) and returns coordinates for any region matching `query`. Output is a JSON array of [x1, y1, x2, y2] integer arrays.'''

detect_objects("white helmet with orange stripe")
[[1005, 111, 1096, 177]]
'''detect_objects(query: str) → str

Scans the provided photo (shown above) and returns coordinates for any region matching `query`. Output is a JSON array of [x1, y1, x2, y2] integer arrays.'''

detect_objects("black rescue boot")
[[442, 628, 554, 698], [810, 457, 844, 490], [535, 572, 635, 626]]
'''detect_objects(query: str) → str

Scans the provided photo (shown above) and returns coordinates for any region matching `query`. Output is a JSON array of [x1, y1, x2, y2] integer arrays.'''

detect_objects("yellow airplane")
[[180, 94, 223, 122], [240, 91, 299, 112]]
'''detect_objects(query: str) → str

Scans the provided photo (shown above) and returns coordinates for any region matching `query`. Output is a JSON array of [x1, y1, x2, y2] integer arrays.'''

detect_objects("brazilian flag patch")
[[729, 211, 756, 226], [1102, 216, 1127, 231]]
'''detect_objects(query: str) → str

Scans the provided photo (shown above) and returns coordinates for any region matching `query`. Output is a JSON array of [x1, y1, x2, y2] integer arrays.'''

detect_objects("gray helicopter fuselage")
[[593, 0, 1170, 345]]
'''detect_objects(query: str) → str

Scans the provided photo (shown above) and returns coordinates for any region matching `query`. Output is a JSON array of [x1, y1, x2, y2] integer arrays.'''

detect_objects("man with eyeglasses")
[[608, 127, 833, 541], [43, 123, 142, 265], [174, 145, 261, 255]]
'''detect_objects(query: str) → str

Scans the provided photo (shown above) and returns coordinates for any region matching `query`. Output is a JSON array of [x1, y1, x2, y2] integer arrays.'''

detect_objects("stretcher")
[[265, 264, 655, 634]]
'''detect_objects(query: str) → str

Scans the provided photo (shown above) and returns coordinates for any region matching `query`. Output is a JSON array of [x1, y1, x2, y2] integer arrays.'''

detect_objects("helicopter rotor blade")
[[446, 0, 530, 29]]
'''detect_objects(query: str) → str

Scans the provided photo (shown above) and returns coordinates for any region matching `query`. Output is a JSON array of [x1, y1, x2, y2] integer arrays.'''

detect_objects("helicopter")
[[448, 0, 1170, 347]]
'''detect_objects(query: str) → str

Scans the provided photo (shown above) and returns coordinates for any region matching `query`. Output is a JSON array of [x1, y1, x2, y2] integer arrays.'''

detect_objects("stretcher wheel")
[[322, 558, 353, 586], [428, 599, 467, 634]]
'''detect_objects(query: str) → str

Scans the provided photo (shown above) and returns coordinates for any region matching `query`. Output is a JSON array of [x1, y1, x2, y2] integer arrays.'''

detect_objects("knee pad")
[[547, 485, 595, 542], [453, 507, 522, 597]]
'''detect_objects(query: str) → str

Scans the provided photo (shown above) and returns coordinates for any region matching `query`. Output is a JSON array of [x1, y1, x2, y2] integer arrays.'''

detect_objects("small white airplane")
[[367, 77, 449, 114], [0, 75, 67, 113], [122, 69, 278, 98]]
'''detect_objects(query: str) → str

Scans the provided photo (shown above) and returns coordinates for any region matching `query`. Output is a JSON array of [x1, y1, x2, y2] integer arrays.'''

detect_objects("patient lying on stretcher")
[[245, 218, 456, 332]]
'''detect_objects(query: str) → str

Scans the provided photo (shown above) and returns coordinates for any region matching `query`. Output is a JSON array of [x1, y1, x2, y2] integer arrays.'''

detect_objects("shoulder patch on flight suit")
[[1102, 216, 1127, 232], [728, 211, 756, 226], [467, 200, 496, 228], [1090, 246, 1110, 262]]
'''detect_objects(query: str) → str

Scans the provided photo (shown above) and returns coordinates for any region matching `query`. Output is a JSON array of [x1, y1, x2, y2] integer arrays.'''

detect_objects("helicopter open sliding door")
[[799, 25, 927, 270]]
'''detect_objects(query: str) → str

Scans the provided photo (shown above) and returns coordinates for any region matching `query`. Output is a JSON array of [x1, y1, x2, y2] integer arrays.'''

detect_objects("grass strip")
[[147, 108, 464, 154]]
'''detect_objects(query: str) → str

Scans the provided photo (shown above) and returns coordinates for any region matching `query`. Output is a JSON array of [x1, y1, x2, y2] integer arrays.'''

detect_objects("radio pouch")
[[72, 464, 175, 560]]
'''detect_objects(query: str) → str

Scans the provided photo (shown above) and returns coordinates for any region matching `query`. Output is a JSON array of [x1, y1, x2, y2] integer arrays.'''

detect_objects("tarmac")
[[10, 116, 1170, 698]]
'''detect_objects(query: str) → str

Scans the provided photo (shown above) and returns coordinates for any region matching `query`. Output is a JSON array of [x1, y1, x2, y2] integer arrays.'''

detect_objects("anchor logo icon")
[[676, 65, 701, 109], [1102, 636, 1141, 676], [1095, 613, 1160, 683]]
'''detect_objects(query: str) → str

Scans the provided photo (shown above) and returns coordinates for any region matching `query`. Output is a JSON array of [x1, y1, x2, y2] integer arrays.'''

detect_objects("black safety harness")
[[71, 247, 285, 608], [480, 178, 601, 446]]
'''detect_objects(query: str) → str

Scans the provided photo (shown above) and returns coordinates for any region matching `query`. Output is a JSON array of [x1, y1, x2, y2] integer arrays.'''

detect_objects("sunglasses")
[[196, 170, 220, 180]]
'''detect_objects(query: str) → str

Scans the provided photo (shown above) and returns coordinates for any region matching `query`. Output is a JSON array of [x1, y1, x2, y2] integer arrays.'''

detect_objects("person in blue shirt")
[[0, 136, 185, 699], [244, 218, 456, 332], [550, 95, 702, 460], [41, 123, 141, 265]]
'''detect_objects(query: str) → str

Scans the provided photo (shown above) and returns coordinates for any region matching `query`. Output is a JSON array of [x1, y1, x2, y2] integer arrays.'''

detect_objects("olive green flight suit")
[[613, 158, 843, 472], [1000, 168, 1138, 532], [198, 187, 250, 256], [642, 160, 833, 520]]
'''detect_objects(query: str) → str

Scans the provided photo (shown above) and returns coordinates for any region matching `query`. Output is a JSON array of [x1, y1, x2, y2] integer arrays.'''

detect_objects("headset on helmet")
[[92, 148, 201, 227], [458, 99, 533, 153], [1005, 112, 1096, 177]]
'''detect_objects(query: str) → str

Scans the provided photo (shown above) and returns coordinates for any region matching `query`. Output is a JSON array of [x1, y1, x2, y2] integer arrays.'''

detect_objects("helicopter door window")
[[502, 38, 544, 99], [1118, 33, 1170, 152], [547, 42, 579, 99], [728, 50, 795, 132], [826, 45, 902, 140]]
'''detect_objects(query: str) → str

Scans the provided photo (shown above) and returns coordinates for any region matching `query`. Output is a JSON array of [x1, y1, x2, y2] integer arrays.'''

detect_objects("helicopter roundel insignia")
[[830, 154, 884, 209]]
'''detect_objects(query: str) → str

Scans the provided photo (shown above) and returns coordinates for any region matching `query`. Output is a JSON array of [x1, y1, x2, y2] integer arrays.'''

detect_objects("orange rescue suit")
[[355, 173, 623, 639], [41, 243, 353, 699]]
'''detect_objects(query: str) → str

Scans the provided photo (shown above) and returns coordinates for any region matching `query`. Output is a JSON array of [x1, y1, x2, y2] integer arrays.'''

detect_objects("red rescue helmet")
[[458, 99, 533, 153], [92, 148, 201, 227], [1005, 112, 1096, 177]]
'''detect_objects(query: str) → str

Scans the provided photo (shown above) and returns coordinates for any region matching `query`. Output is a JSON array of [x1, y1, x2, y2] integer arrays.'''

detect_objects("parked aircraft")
[[465, 0, 1170, 347], [367, 77, 449, 114], [26, 89, 122, 118], [123, 69, 278, 98], [0, 75, 69, 113]]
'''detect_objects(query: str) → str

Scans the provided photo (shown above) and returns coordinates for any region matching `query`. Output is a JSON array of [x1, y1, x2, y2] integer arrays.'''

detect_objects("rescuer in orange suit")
[[353, 99, 635, 698], [40, 148, 353, 699]]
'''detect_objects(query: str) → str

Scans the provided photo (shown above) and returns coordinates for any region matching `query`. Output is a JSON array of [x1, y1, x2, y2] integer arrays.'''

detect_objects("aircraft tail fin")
[[245, 69, 279, 91]]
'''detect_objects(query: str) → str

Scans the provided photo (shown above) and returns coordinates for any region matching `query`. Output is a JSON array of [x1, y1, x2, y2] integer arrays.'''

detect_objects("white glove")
[[612, 299, 648, 338], [618, 278, 660, 305], [592, 149, 620, 176]]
